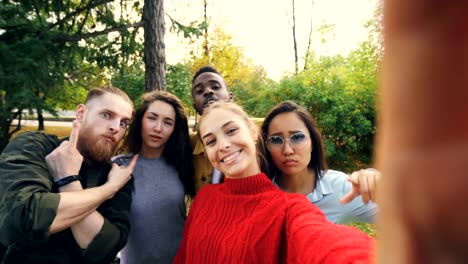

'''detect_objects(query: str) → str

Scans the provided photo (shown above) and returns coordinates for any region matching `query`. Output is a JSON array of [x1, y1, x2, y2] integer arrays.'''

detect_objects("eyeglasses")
[[266, 132, 309, 152]]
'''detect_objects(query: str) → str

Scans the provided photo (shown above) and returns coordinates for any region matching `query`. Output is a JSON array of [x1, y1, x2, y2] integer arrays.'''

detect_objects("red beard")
[[78, 133, 117, 163]]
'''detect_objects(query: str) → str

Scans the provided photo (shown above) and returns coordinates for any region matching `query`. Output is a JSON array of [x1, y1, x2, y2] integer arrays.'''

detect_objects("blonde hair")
[[197, 102, 269, 175]]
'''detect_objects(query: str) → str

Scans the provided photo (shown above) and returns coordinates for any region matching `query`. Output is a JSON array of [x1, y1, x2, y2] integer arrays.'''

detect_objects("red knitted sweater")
[[174, 173, 374, 264]]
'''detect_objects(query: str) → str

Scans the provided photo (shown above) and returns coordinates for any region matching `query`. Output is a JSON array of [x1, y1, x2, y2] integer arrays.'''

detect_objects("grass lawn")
[[10, 125, 72, 139], [350, 222, 377, 238]]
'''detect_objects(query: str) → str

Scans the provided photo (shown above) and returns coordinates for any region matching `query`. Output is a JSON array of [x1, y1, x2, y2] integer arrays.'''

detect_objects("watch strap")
[[54, 175, 81, 188]]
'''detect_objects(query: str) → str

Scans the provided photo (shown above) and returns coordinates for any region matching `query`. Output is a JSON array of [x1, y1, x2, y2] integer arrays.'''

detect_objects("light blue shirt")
[[275, 169, 378, 224]]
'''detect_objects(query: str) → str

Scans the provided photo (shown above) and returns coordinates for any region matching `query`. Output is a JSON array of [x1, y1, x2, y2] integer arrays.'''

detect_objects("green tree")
[[112, 62, 195, 114], [188, 27, 271, 116], [166, 63, 193, 110], [0, 0, 143, 152], [253, 41, 379, 171]]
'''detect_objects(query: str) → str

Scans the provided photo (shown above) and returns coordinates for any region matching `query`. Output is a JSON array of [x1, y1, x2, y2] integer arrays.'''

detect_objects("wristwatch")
[[54, 175, 81, 188]]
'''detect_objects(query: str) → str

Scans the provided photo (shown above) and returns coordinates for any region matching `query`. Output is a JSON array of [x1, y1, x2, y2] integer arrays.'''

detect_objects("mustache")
[[203, 95, 219, 107], [102, 133, 118, 143]]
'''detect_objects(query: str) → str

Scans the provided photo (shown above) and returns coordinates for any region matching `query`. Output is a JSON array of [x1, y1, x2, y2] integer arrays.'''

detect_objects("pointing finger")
[[340, 188, 359, 204], [69, 120, 81, 148]]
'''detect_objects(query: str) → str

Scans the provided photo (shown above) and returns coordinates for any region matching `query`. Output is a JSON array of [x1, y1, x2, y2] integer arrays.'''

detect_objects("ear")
[[75, 104, 86, 122], [250, 126, 259, 143], [228, 92, 234, 102]]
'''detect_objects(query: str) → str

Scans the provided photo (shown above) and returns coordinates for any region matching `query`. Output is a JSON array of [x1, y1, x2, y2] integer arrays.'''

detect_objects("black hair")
[[192, 65, 223, 84], [260, 101, 328, 186]]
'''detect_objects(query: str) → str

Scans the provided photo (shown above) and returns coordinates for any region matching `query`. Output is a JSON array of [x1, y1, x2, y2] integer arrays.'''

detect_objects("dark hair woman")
[[114, 90, 195, 264]]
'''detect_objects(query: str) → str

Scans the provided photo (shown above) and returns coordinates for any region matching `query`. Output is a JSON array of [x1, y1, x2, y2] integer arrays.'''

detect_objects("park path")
[[11, 119, 72, 127]]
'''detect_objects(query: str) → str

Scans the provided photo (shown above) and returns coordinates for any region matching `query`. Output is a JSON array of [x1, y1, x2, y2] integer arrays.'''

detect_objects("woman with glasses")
[[260, 101, 378, 223], [174, 102, 373, 263]]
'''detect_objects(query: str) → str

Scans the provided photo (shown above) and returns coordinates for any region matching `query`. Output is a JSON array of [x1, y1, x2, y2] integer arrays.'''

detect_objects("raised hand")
[[340, 169, 381, 204], [106, 154, 139, 191], [46, 120, 84, 181]]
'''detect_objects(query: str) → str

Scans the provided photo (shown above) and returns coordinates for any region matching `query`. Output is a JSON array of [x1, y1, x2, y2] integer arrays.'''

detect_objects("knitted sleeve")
[[285, 195, 374, 263]]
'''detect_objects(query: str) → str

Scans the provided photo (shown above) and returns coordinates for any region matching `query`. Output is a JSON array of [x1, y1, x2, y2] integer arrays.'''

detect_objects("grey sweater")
[[114, 155, 186, 264]]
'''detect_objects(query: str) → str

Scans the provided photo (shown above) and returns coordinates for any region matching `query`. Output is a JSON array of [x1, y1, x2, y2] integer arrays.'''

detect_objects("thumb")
[[111, 162, 120, 171]]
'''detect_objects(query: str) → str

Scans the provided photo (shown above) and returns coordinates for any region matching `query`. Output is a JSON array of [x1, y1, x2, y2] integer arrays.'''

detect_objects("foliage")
[[184, 26, 379, 171], [167, 14, 208, 41], [188, 27, 272, 116], [247, 40, 379, 171], [111, 62, 196, 116], [0, 0, 143, 151], [166, 63, 194, 113], [111, 63, 145, 104]]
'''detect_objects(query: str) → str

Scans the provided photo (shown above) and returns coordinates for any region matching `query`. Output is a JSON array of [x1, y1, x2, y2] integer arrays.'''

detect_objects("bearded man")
[[0, 86, 138, 264]]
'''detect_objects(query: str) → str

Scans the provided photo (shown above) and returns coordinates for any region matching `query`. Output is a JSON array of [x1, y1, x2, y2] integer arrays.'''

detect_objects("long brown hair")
[[121, 91, 195, 197]]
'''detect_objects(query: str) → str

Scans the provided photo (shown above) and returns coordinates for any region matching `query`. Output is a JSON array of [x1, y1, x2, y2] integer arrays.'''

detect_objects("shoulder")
[[322, 169, 348, 181], [321, 170, 351, 190], [196, 183, 221, 196], [189, 184, 222, 210], [2, 132, 60, 156], [13, 131, 60, 145], [284, 192, 328, 221]]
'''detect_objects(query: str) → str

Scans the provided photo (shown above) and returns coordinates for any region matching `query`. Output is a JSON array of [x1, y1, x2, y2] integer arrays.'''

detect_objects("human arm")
[[46, 121, 137, 251], [0, 131, 136, 262], [0, 132, 63, 246], [377, 0, 468, 262], [318, 170, 377, 223], [286, 196, 374, 263], [46, 160, 135, 262], [80, 175, 134, 263], [340, 168, 381, 204], [51, 158, 136, 244]]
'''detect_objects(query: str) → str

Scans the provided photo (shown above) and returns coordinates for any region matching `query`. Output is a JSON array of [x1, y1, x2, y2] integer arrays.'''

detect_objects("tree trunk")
[[0, 111, 21, 153], [303, 0, 314, 71], [291, 0, 298, 74], [202, 0, 210, 60], [0, 126, 10, 153], [37, 106, 45, 131], [143, 0, 166, 91]]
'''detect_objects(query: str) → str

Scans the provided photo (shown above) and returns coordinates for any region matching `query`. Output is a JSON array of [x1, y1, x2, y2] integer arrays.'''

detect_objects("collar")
[[272, 171, 333, 203], [225, 173, 277, 195], [306, 175, 333, 202]]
